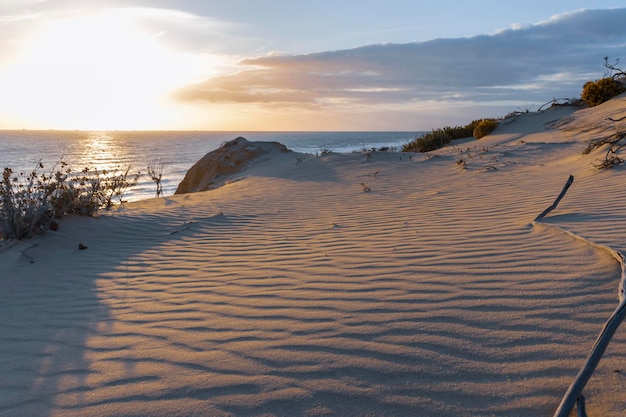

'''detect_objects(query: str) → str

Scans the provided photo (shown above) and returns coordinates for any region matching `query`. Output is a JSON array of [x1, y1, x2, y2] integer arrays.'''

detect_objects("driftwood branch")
[[577, 395, 586, 417], [534, 174, 574, 221], [533, 175, 626, 417], [553, 300, 626, 417], [604, 56, 626, 81], [536, 98, 580, 112]]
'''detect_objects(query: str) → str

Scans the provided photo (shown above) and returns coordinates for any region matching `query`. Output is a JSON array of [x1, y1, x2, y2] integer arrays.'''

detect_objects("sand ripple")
[[3, 116, 626, 415]]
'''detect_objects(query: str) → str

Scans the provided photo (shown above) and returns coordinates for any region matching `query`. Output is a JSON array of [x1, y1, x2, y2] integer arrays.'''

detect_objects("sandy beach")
[[2, 95, 626, 416]]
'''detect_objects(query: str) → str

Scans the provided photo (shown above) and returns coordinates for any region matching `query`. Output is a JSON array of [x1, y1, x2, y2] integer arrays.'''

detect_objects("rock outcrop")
[[175, 137, 290, 194]]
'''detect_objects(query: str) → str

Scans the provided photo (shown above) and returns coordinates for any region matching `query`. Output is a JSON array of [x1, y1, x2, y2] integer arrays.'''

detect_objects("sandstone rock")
[[175, 137, 290, 194]]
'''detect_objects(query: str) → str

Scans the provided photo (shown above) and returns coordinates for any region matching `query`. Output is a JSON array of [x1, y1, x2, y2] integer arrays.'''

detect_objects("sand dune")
[[2, 95, 626, 416]]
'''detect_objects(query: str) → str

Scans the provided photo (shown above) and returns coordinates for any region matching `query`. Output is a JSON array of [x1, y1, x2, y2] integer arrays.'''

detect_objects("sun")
[[0, 9, 222, 130]]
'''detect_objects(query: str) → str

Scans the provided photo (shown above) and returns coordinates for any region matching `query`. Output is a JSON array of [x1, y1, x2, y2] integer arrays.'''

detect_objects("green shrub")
[[473, 119, 498, 139], [581, 78, 626, 107], [402, 119, 486, 153], [402, 129, 451, 152]]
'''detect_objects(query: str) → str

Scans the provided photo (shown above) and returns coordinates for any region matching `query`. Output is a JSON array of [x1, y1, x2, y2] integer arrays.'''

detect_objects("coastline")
[[0, 130, 420, 202]]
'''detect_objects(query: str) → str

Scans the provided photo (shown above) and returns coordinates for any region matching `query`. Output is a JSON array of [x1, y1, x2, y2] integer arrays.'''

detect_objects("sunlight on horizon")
[[0, 10, 234, 130]]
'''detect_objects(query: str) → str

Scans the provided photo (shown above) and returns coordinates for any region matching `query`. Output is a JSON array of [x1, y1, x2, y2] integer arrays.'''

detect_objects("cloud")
[[0, 2, 246, 68], [173, 8, 626, 112], [115, 7, 242, 55]]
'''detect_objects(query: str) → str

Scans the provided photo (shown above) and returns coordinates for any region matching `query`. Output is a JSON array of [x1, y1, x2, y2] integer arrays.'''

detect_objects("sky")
[[1, 1, 625, 131]]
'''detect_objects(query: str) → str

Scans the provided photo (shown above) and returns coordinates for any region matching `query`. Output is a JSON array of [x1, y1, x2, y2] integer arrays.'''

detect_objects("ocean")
[[0, 130, 419, 201]]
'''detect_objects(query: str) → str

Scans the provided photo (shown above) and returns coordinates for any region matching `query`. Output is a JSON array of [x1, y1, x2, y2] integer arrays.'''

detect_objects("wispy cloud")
[[174, 8, 626, 113], [115, 7, 241, 55]]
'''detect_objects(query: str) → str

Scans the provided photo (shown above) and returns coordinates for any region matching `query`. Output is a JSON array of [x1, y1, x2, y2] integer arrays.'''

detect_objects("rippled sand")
[[2, 96, 626, 416]]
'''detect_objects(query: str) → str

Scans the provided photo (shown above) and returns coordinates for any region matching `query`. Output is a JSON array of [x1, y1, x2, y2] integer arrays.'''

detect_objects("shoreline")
[[0, 130, 420, 202]]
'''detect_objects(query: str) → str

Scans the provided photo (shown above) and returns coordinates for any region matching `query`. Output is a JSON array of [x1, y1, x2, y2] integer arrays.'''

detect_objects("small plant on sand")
[[49, 164, 100, 216], [318, 147, 332, 156], [91, 166, 141, 209], [0, 161, 140, 240], [0, 163, 53, 240], [473, 119, 498, 139], [147, 159, 164, 198]]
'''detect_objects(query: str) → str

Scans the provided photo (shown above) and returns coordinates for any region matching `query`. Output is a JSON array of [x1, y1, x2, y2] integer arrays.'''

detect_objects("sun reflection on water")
[[71, 132, 135, 175]]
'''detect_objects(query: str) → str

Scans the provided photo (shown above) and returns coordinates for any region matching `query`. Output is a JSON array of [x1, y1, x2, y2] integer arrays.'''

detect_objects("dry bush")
[[0, 161, 140, 240], [583, 129, 626, 170], [147, 159, 164, 198]]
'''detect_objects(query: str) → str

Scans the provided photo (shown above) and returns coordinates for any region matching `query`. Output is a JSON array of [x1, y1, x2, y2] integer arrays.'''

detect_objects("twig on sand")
[[44, 228, 88, 252], [533, 175, 626, 417], [168, 221, 197, 235], [20, 244, 37, 263], [534, 175, 574, 221]]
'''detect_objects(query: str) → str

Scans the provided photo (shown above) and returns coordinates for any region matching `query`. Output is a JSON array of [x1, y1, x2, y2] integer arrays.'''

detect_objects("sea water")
[[0, 130, 419, 201]]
